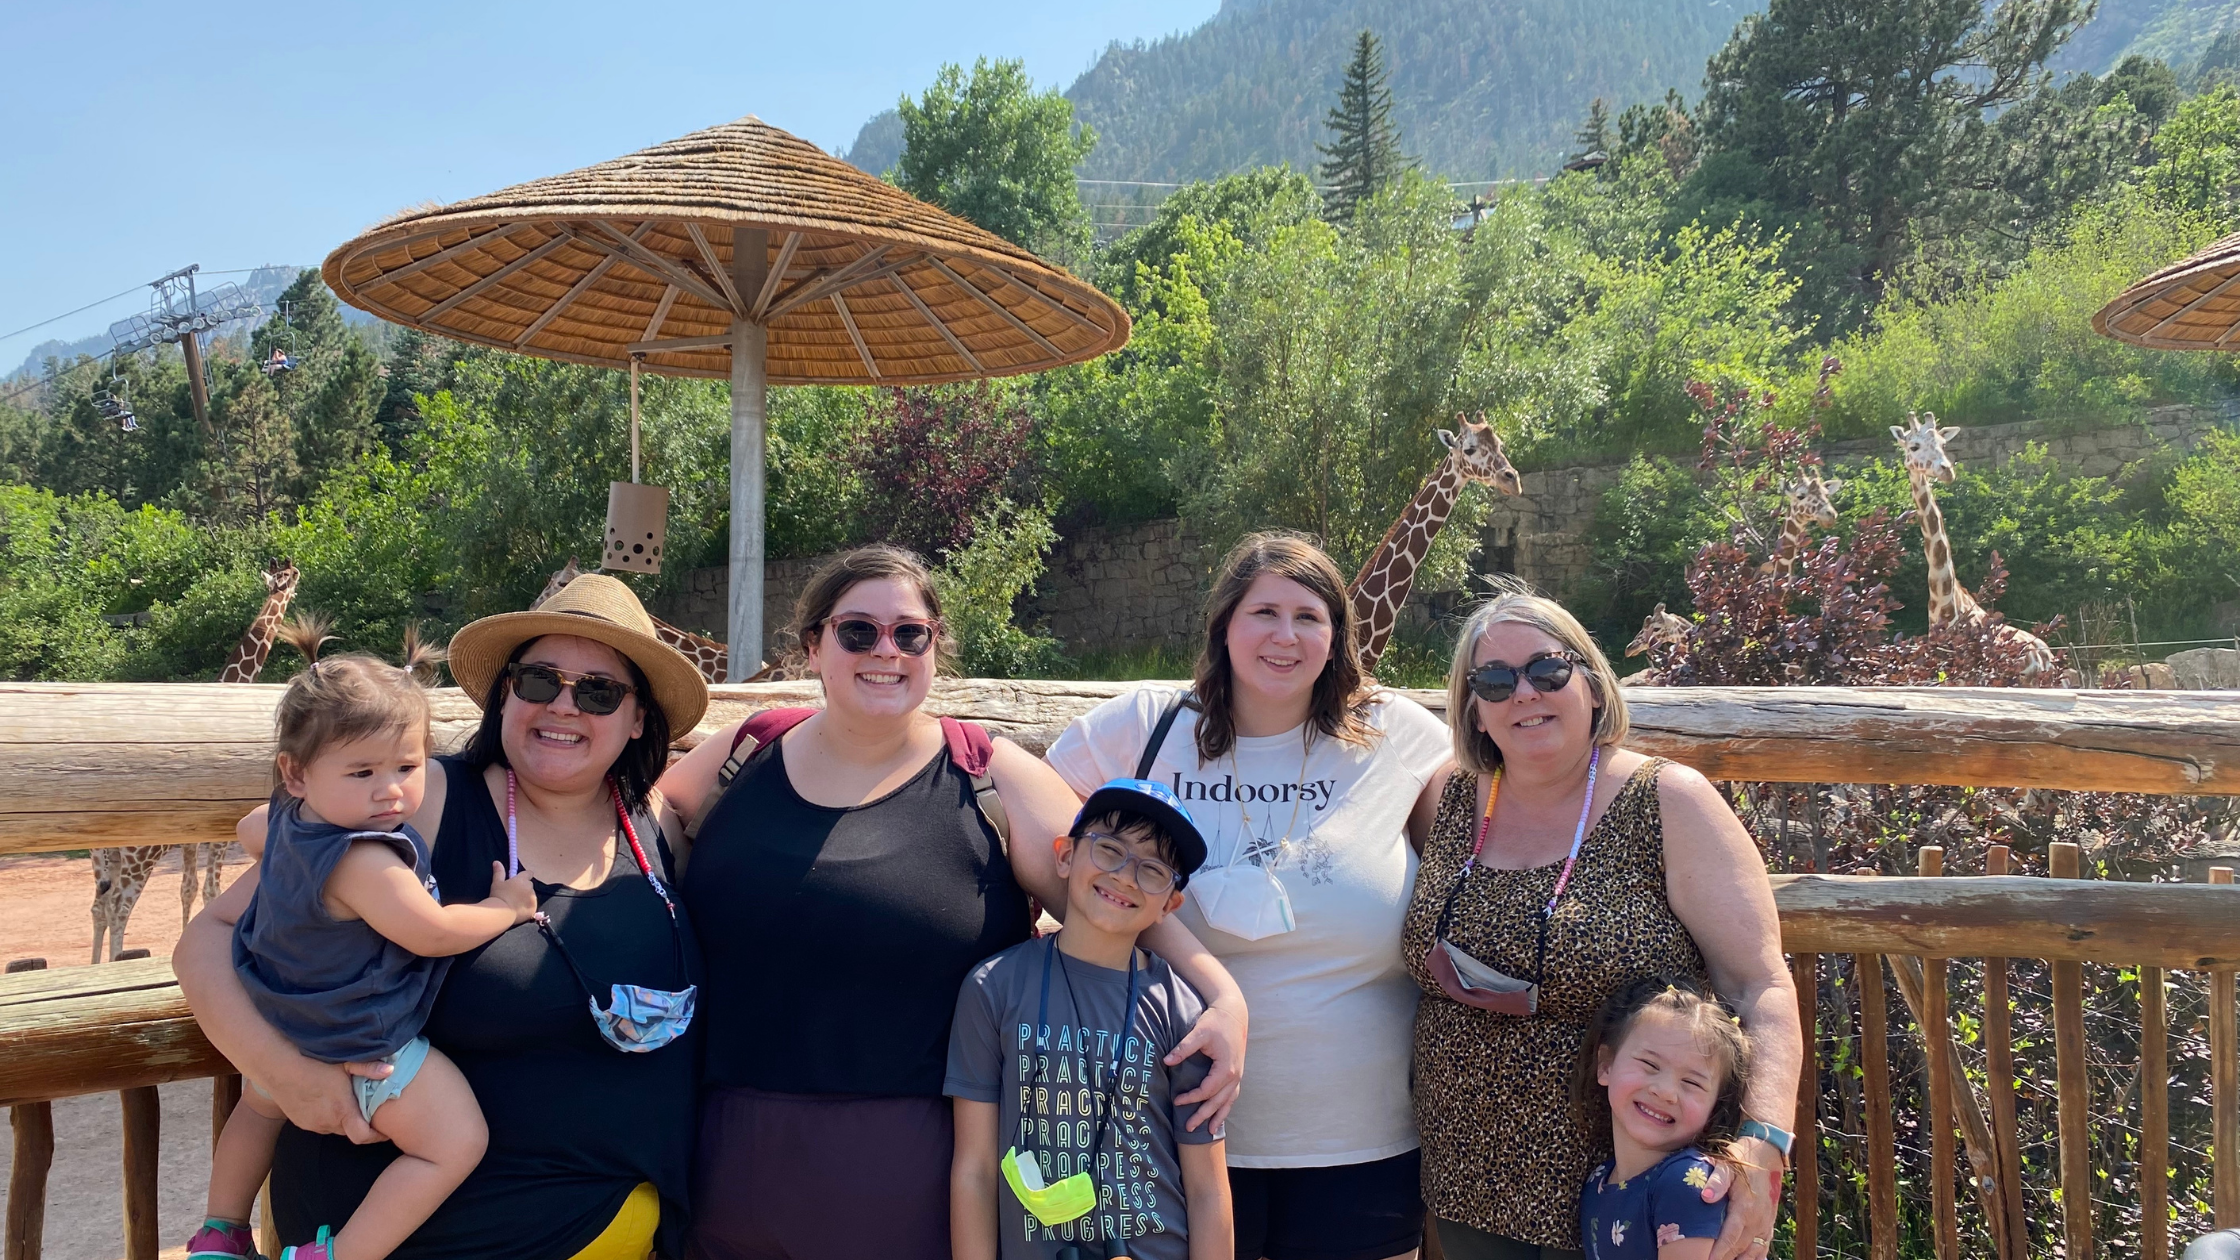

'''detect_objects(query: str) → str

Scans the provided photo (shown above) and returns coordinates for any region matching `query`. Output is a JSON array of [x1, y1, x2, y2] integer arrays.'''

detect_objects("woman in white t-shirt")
[[1047, 531, 1453, 1260]]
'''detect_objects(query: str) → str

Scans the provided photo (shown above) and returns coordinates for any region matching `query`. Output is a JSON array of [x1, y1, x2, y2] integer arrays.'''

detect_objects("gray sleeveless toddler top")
[[234, 791, 449, 1063]]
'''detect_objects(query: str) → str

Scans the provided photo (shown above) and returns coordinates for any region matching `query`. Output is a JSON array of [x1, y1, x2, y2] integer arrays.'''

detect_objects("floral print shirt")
[[1580, 1148, 1726, 1259]]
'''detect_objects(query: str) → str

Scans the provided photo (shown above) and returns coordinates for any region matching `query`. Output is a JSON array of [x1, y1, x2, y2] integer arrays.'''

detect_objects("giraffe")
[[91, 558, 299, 962], [1891, 413, 2055, 675], [1620, 602, 1692, 686], [534, 559, 775, 683], [1756, 472, 1844, 578], [1347, 413, 1524, 675]]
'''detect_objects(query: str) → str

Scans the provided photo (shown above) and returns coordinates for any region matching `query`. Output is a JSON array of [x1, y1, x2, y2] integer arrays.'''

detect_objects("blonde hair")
[[1446, 583, 1628, 774], [271, 617, 442, 786]]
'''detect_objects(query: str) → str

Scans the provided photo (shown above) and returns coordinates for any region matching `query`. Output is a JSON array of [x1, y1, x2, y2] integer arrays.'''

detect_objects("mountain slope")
[[848, 0, 1749, 181]]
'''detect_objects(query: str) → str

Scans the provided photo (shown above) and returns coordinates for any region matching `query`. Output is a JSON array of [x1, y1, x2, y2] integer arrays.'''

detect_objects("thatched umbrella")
[[2093, 229, 2240, 350], [324, 115, 1128, 678]]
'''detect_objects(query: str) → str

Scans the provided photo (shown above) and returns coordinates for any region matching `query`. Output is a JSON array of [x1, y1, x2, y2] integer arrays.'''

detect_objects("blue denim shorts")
[[351, 1035, 431, 1124], [248, 1035, 430, 1127]]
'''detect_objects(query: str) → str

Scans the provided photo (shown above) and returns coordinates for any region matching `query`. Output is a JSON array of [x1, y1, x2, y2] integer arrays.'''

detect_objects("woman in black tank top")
[[175, 575, 712, 1259], [662, 546, 1249, 1260]]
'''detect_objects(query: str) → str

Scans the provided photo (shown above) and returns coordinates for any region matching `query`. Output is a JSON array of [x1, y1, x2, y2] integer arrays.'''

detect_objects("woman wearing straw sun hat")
[[176, 573, 709, 1260]]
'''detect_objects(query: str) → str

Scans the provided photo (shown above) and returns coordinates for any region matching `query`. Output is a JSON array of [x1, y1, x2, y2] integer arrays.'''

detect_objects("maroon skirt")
[[688, 1086, 954, 1260]]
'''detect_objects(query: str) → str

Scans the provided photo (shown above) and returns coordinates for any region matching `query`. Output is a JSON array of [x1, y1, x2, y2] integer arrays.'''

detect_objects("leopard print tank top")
[[1402, 759, 1708, 1248]]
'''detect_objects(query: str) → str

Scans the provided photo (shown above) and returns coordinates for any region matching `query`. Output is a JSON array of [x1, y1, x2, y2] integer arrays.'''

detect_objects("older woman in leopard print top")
[[1401, 591, 1800, 1260]]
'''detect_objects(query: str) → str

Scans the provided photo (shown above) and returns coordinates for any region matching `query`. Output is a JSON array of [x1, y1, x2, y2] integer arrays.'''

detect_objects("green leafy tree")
[[895, 58, 1096, 262], [1692, 0, 2093, 320], [931, 499, 1064, 678], [254, 269, 384, 494], [2143, 86, 2240, 225], [1318, 31, 1411, 222]]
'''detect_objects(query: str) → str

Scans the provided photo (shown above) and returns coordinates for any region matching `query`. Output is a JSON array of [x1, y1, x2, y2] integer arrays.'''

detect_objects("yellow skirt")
[[563, 1182, 660, 1260]]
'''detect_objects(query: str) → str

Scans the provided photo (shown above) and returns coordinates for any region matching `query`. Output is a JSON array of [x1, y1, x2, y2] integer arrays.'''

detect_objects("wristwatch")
[[1738, 1119, 1795, 1161]]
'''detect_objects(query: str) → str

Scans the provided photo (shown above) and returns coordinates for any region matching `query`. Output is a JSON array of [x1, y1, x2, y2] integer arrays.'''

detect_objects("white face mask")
[[1189, 860, 1295, 940]]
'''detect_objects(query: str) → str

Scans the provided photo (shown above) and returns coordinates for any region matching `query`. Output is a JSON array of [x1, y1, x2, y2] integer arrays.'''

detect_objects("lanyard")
[[1435, 746, 1600, 979], [504, 770, 688, 977], [1031, 935, 1142, 1169]]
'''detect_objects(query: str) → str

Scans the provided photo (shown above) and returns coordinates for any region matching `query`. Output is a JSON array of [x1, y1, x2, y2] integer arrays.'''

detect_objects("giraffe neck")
[[651, 616, 728, 684], [219, 586, 296, 683], [1347, 456, 1466, 674], [1906, 468, 1978, 627], [1771, 513, 1811, 576]]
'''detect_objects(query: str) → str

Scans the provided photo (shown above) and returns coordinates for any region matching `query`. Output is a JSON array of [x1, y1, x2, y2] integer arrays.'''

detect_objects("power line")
[[0, 266, 291, 348]]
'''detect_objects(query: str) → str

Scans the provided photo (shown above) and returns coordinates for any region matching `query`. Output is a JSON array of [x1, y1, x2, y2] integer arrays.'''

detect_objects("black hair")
[[462, 635, 672, 816], [1070, 808, 1190, 890]]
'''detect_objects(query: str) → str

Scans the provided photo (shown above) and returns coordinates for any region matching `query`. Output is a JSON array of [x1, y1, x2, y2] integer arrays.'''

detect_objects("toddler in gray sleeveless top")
[[187, 631, 536, 1260]]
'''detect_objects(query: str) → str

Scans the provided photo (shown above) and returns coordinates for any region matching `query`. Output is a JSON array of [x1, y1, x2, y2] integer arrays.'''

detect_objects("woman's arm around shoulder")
[[657, 718, 746, 840], [987, 737, 1082, 914], [1657, 761, 1801, 1260], [1407, 762, 1459, 855]]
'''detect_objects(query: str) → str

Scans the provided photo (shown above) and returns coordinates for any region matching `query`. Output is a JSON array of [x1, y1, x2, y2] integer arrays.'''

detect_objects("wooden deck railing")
[[5, 682, 2240, 1260]]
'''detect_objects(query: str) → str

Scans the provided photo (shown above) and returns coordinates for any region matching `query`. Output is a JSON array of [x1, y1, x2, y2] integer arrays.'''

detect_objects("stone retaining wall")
[[655, 409, 2230, 659]]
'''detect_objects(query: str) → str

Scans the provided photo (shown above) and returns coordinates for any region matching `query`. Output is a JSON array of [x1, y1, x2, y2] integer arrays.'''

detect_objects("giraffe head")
[[1437, 413, 1523, 496], [1781, 472, 1844, 529], [263, 558, 300, 600], [1891, 412, 1958, 483], [534, 558, 584, 611], [1626, 602, 1691, 657]]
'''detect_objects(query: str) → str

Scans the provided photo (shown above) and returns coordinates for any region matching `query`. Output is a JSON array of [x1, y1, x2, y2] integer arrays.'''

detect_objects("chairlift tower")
[[106, 265, 264, 434]]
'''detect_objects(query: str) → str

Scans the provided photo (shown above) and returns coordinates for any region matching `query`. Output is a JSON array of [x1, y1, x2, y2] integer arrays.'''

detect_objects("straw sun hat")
[[448, 573, 710, 733]]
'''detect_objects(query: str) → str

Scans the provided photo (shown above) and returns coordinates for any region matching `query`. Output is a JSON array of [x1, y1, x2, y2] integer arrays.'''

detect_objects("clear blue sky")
[[0, 0, 1218, 357]]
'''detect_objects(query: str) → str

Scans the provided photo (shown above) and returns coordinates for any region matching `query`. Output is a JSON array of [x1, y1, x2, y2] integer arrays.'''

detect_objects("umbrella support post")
[[728, 228, 770, 682]]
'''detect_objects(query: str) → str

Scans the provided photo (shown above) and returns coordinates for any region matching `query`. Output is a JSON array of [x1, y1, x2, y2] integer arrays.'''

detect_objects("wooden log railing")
[[5, 681, 2238, 853], [6, 682, 2240, 1260]]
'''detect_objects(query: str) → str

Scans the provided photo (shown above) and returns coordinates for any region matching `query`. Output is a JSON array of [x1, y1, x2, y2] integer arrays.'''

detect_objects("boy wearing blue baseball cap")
[[946, 779, 1232, 1260]]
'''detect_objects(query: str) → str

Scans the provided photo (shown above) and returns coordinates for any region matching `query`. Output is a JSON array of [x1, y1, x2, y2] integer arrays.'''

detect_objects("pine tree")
[[1317, 31, 1409, 221], [1572, 98, 1612, 164]]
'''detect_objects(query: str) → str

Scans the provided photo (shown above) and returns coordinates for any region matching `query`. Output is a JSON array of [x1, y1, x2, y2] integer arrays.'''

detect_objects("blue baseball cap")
[[1075, 777, 1208, 881]]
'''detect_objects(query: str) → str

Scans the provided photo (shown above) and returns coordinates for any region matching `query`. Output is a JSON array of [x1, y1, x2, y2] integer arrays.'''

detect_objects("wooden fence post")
[[2142, 959, 2169, 1260], [213, 1073, 240, 1147], [120, 1085, 160, 1260], [1792, 950, 1818, 1260], [1920, 846, 1958, 1260], [1855, 889, 1898, 1260], [2051, 841, 2093, 1260], [5, 957, 51, 1260], [2212, 865, 2238, 1228], [1984, 845, 2025, 1260], [5, 1103, 52, 1260]]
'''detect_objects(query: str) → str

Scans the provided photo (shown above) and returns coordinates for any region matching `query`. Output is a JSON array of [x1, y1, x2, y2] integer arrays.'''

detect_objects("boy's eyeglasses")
[[822, 616, 941, 657], [1080, 832, 1179, 896], [505, 663, 635, 715], [1466, 651, 1577, 704]]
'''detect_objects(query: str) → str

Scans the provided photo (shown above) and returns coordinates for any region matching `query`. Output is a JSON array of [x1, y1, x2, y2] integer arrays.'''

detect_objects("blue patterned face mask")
[[510, 775, 699, 1054], [585, 979, 698, 1053]]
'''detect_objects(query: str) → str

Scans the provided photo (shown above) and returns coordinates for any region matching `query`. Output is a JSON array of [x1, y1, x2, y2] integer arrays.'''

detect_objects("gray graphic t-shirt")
[[946, 938, 1218, 1260]]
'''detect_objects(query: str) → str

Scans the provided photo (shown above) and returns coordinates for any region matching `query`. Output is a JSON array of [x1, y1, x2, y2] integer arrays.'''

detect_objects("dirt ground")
[[0, 846, 253, 970], [3, 847, 257, 1260]]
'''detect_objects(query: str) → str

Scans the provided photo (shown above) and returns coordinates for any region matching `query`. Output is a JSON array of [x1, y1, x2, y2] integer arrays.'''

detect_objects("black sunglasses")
[[506, 663, 635, 716], [824, 617, 940, 657], [1467, 652, 1577, 703]]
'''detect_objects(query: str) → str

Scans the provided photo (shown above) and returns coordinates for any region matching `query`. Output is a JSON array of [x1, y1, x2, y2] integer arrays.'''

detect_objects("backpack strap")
[[940, 716, 1011, 857], [686, 706, 818, 840], [1135, 690, 1193, 780]]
